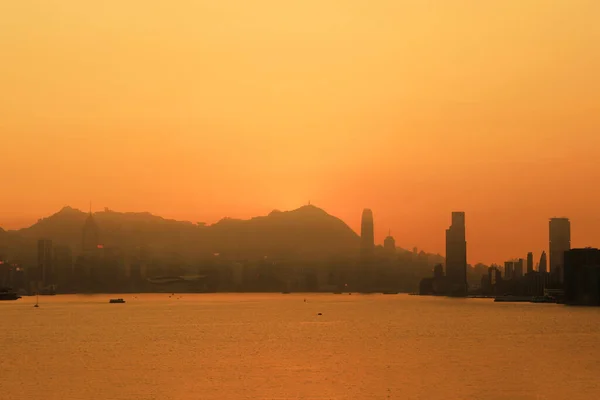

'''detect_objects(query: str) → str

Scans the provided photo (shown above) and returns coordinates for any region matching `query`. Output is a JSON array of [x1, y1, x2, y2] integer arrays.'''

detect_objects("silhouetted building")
[[383, 230, 396, 253], [514, 258, 524, 279], [82, 211, 100, 252], [527, 252, 534, 274], [433, 263, 444, 279], [419, 277, 435, 295], [504, 261, 514, 280], [360, 209, 374, 259], [445, 211, 467, 295], [36, 239, 53, 289], [549, 217, 570, 283], [564, 248, 600, 306], [53, 245, 73, 291], [489, 265, 502, 285], [539, 251, 548, 273]]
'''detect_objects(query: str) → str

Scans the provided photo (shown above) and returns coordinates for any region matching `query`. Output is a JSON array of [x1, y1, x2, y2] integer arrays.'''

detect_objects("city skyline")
[[2, 2, 600, 399], [0, 203, 584, 267], [2, 1, 600, 266]]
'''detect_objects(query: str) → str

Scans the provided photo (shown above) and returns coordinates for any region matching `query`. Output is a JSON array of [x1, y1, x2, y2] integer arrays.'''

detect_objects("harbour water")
[[2, 294, 599, 400]]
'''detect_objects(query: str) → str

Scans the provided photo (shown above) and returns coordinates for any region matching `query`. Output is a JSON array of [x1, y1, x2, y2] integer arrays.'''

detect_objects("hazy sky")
[[1, 1, 599, 264]]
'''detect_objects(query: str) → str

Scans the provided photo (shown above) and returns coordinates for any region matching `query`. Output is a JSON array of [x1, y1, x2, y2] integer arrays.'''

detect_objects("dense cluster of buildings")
[[1, 207, 599, 304], [419, 212, 468, 296], [0, 207, 442, 294], [419, 215, 600, 305], [0, 212, 156, 294]]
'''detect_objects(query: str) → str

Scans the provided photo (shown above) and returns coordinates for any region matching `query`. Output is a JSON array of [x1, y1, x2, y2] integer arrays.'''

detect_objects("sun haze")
[[1, 0, 599, 264]]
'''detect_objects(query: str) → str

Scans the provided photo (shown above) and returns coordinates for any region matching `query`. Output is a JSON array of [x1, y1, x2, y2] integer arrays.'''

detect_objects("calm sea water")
[[1, 294, 599, 400]]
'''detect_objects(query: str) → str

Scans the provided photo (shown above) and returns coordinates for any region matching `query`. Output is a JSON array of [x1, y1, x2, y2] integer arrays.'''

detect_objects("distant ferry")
[[109, 298, 126, 304], [0, 288, 21, 301], [494, 296, 532, 303], [494, 295, 556, 303]]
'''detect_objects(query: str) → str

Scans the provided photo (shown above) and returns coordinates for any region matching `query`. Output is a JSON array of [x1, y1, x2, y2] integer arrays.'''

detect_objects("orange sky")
[[1, 1, 599, 264]]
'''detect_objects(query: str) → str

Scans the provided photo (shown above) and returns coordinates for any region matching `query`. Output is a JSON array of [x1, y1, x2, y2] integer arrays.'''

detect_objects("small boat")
[[382, 291, 399, 295], [494, 296, 533, 303], [109, 298, 126, 304], [530, 296, 556, 303]]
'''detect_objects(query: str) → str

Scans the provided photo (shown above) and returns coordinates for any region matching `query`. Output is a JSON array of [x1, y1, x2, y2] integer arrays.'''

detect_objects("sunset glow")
[[1, 0, 599, 264]]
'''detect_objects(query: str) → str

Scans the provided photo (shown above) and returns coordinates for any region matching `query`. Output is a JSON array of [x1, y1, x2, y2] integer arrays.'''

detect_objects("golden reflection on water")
[[2, 294, 600, 400]]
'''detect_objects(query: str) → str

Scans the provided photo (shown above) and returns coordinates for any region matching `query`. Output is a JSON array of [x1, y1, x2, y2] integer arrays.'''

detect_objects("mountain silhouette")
[[7, 204, 360, 262]]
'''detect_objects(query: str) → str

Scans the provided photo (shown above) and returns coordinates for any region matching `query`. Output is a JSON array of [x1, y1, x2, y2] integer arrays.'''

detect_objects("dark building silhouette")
[[82, 211, 100, 252], [549, 217, 570, 283], [360, 209, 374, 258], [445, 211, 467, 295], [36, 239, 53, 290], [433, 263, 444, 279], [504, 261, 514, 280], [53, 245, 73, 291], [514, 258, 524, 279], [564, 248, 600, 306], [383, 230, 396, 253], [527, 252, 534, 274], [539, 251, 548, 273]]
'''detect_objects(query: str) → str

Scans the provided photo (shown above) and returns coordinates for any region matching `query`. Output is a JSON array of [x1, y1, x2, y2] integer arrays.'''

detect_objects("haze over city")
[[3, 2, 600, 400], [2, 0, 600, 266]]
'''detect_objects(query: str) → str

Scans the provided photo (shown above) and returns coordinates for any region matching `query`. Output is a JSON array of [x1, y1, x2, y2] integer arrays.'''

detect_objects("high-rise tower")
[[527, 252, 534, 274], [37, 239, 53, 286], [445, 211, 467, 294], [539, 251, 548, 273], [549, 218, 570, 283], [514, 258, 524, 278], [360, 209, 374, 259], [383, 229, 396, 252], [82, 211, 100, 252]]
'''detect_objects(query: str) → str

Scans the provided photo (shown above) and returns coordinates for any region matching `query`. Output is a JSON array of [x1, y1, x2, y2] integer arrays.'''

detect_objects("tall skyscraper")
[[563, 248, 600, 305], [445, 211, 467, 294], [514, 258, 524, 278], [504, 261, 514, 280], [539, 251, 548, 273], [549, 217, 571, 283], [82, 211, 100, 252], [383, 229, 395, 253], [527, 252, 534, 274], [360, 209, 374, 258], [37, 239, 53, 286]]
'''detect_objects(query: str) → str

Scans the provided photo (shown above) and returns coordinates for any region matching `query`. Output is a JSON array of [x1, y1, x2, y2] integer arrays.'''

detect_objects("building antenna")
[[89, 201, 92, 214]]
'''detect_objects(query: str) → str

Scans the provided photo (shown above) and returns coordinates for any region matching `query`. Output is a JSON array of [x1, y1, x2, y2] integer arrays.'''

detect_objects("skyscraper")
[[82, 211, 100, 252], [563, 248, 600, 305], [360, 209, 374, 258], [539, 251, 548, 273], [37, 239, 53, 287], [445, 211, 467, 294], [383, 230, 396, 253], [514, 258, 524, 278], [504, 261, 514, 280], [527, 252, 534, 274], [549, 217, 571, 283]]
